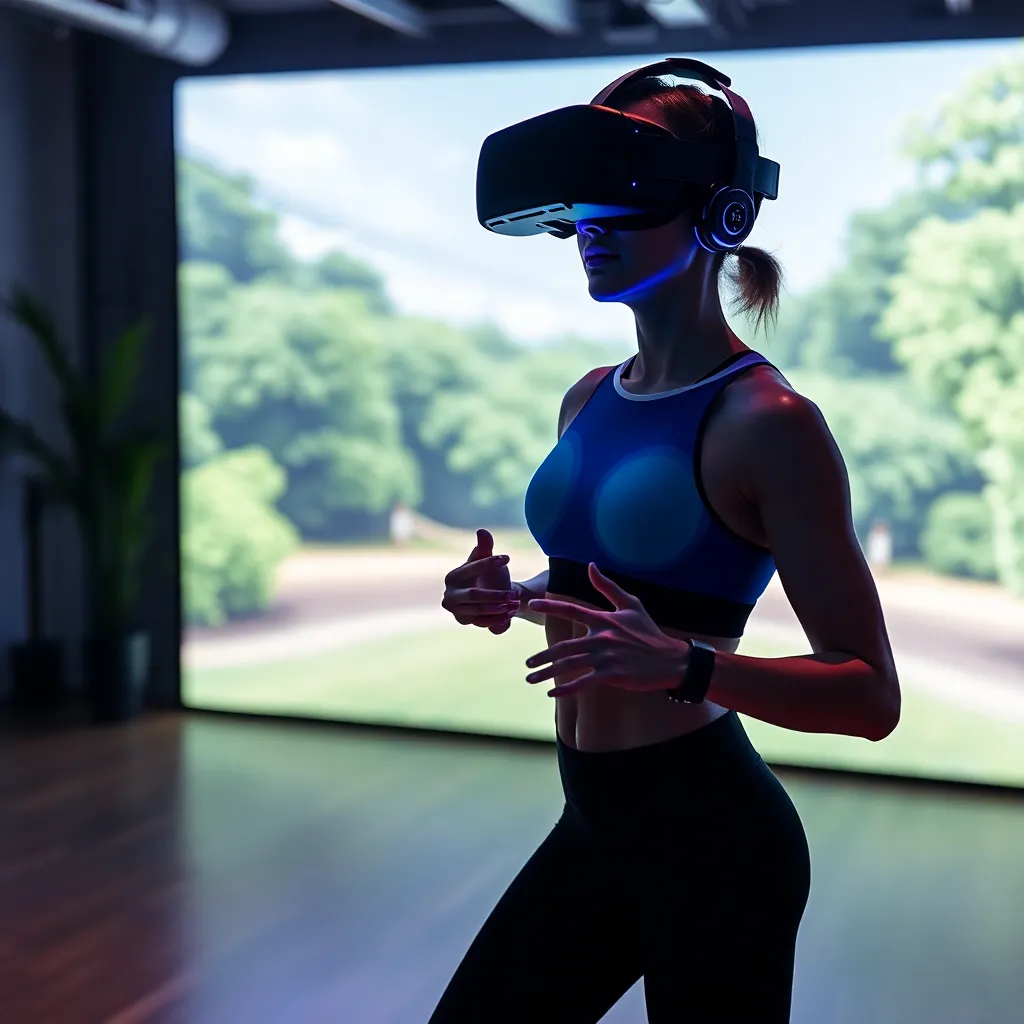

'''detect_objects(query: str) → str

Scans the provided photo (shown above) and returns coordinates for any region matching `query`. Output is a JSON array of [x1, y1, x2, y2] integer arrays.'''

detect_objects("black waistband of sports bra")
[[547, 556, 752, 638]]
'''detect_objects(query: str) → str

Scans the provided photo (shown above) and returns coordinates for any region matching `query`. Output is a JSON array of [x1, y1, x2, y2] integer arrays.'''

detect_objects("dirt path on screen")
[[183, 547, 1024, 695]]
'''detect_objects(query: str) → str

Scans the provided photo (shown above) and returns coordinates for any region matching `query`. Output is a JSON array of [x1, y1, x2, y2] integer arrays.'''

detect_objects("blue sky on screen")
[[176, 38, 1022, 346]]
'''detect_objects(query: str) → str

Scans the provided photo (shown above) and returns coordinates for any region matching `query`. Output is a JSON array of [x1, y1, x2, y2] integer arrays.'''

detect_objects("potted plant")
[[7, 475, 65, 712], [0, 285, 167, 723]]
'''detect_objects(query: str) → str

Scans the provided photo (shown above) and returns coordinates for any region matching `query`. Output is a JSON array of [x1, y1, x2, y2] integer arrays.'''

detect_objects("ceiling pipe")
[[2, 0, 230, 65]]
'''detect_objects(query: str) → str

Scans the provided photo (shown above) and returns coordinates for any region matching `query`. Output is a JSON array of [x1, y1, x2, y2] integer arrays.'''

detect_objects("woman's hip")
[[555, 711, 808, 865]]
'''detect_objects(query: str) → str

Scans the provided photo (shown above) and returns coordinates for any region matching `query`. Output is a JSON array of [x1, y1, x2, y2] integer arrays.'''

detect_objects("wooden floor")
[[2, 711, 1023, 1024]]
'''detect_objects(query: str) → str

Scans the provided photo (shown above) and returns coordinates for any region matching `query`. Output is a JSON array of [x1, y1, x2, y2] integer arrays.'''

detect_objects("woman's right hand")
[[442, 529, 520, 635]]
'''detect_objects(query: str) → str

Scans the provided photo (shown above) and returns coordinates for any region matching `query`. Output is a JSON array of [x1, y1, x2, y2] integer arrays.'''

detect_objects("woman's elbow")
[[865, 673, 901, 742]]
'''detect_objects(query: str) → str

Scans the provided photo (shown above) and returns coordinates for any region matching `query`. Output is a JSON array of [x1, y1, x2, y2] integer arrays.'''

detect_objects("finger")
[[527, 599, 604, 630], [525, 636, 603, 668], [473, 613, 515, 628], [526, 654, 592, 684], [445, 554, 509, 586], [546, 672, 600, 698], [448, 605, 519, 622], [587, 562, 638, 611], [448, 599, 518, 620], [443, 592, 519, 616], [441, 591, 514, 611], [452, 611, 514, 627], [468, 528, 493, 563], [489, 619, 512, 635], [460, 587, 519, 603]]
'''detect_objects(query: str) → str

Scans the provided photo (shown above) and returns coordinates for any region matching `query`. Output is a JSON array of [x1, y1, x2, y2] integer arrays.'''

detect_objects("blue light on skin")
[[576, 211, 704, 305]]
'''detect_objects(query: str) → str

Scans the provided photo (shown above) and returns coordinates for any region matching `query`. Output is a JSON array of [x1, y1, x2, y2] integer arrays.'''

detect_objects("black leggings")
[[428, 711, 810, 1023]]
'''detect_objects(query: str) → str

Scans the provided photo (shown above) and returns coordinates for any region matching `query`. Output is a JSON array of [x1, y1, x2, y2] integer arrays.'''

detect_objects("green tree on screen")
[[186, 279, 420, 537], [780, 190, 965, 376], [772, 47, 1024, 378], [881, 206, 1024, 591], [177, 156, 392, 307], [177, 157, 296, 283], [181, 446, 300, 625], [178, 260, 234, 348], [879, 51, 1024, 591], [901, 52, 1024, 214], [921, 492, 997, 582], [305, 251, 393, 315], [179, 392, 223, 468], [786, 371, 981, 557]]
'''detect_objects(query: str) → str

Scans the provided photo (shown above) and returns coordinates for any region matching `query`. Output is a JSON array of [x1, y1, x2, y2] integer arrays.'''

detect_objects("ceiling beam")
[[643, 0, 711, 30], [203, 1, 1024, 79], [491, 0, 580, 35], [325, 0, 430, 36]]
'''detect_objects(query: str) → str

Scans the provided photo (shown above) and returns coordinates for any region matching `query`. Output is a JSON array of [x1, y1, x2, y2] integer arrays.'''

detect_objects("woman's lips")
[[584, 253, 620, 269]]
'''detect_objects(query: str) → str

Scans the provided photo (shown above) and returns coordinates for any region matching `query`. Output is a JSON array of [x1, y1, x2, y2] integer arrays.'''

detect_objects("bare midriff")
[[547, 591, 741, 752]]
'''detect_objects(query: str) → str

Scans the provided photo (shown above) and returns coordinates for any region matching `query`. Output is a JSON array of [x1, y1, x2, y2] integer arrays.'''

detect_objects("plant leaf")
[[93, 433, 166, 624], [3, 285, 90, 416], [0, 409, 74, 499], [3, 284, 98, 469], [99, 321, 148, 430]]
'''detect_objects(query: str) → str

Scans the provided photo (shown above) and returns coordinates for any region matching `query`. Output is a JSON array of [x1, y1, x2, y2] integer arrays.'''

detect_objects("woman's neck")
[[625, 269, 747, 390]]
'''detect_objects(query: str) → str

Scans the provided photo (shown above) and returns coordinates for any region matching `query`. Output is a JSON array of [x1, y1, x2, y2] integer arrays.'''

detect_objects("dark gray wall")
[[0, 10, 85, 696], [0, 14, 182, 709], [79, 37, 182, 708]]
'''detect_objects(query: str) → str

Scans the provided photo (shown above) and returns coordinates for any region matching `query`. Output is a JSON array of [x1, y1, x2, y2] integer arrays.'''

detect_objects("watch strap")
[[667, 639, 716, 704]]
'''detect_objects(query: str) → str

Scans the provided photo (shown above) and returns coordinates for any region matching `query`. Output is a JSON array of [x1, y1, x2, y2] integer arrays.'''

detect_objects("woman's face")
[[575, 101, 704, 304], [575, 211, 700, 304]]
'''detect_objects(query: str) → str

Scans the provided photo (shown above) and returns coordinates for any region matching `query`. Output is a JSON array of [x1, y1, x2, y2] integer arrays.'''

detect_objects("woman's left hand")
[[525, 563, 689, 697]]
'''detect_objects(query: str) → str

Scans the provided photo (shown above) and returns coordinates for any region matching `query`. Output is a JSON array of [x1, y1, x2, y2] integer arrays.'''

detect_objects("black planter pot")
[[84, 630, 151, 724], [8, 639, 65, 713]]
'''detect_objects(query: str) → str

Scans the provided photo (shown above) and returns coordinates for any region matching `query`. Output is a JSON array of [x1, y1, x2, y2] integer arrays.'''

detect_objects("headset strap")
[[590, 57, 777, 201]]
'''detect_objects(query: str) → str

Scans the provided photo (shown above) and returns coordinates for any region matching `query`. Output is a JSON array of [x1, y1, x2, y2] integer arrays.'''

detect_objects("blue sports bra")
[[524, 349, 777, 639]]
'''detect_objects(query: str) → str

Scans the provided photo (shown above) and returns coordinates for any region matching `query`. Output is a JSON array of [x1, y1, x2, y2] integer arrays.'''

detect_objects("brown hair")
[[610, 76, 784, 335]]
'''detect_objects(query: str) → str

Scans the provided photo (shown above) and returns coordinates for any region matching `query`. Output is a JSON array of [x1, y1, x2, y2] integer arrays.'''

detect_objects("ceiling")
[[195, 0, 1023, 76]]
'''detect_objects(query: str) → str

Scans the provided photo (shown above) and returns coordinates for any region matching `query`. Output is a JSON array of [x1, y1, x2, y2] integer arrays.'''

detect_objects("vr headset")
[[475, 57, 780, 253]]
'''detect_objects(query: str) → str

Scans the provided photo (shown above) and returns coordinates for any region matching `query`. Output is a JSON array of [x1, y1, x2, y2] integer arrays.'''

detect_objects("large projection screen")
[[176, 41, 1024, 787]]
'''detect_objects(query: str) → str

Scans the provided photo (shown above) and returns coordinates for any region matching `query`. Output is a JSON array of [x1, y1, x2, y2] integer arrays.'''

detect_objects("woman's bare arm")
[[512, 571, 549, 625], [702, 388, 901, 741]]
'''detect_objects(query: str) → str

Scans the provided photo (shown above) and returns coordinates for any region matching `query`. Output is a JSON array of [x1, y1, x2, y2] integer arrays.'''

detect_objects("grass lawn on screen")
[[184, 622, 1024, 788]]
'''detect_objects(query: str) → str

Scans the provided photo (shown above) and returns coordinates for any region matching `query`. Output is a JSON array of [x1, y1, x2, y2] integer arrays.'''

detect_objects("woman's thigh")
[[641, 765, 811, 1023], [428, 806, 645, 1024], [642, 900, 804, 1024]]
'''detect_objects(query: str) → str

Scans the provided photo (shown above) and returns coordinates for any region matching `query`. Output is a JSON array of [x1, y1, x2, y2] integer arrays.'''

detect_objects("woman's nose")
[[576, 220, 608, 238]]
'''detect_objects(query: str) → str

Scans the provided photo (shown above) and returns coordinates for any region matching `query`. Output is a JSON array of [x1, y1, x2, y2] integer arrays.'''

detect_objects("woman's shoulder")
[[723, 360, 805, 416], [557, 364, 619, 437], [712, 362, 836, 474]]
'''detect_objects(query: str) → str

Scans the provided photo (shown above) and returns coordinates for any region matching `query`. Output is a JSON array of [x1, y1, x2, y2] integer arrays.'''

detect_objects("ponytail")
[[719, 245, 783, 336]]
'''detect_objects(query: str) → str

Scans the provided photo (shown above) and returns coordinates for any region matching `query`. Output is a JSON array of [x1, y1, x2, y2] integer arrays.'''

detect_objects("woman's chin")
[[585, 266, 628, 300], [587, 277, 641, 303]]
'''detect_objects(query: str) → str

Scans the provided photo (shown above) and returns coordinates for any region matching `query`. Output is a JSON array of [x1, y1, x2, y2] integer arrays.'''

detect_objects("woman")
[[433, 71, 900, 1023]]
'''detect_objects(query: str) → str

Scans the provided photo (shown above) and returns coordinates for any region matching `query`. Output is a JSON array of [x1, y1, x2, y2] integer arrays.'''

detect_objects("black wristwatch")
[[666, 639, 716, 704]]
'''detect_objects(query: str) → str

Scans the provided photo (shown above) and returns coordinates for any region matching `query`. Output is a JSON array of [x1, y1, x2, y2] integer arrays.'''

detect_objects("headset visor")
[[476, 104, 777, 239]]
